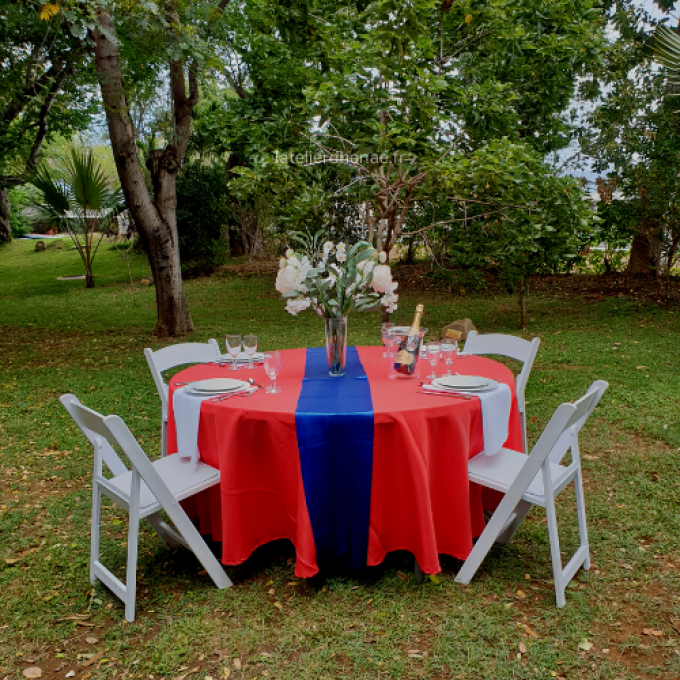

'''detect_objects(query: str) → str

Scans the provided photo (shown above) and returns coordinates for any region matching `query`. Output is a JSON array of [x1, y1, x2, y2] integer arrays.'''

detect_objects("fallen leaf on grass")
[[222, 669, 230, 679], [274, 601, 283, 611], [578, 640, 593, 651], [518, 642, 527, 654], [57, 614, 90, 622], [429, 574, 442, 584], [85, 636, 98, 645], [233, 658, 241, 670], [65, 672, 75, 678], [515, 590, 526, 599], [22, 669, 42, 679], [396, 571, 407, 581], [643, 628, 663, 637], [523, 626, 538, 638], [176, 667, 200, 680], [82, 651, 104, 667], [3, 557, 21, 565]]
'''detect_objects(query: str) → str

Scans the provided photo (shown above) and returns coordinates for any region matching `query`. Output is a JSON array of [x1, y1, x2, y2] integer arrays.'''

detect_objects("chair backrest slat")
[[144, 340, 220, 411], [463, 331, 540, 411], [464, 331, 536, 363], [60, 394, 128, 477], [546, 380, 608, 464], [67, 398, 181, 512]]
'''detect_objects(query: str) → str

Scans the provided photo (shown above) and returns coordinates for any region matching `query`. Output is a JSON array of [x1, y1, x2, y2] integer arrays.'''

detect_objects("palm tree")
[[26, 149, 125, 288]]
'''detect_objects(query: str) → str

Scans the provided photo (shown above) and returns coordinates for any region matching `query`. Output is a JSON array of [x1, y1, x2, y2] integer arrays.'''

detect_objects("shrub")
[[176, 161, 229, 276], [9, 186, 30, 238]]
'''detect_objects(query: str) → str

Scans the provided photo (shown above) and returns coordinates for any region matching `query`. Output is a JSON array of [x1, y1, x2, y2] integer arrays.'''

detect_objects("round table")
[[167, 346, 522, 578]]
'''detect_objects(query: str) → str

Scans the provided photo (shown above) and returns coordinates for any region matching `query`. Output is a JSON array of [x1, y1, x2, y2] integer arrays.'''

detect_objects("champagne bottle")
[[393, 304, 424, 375]]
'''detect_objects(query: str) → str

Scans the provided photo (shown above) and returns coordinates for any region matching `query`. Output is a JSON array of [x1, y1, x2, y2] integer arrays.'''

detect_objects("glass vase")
[[324, 315, 348, 377]]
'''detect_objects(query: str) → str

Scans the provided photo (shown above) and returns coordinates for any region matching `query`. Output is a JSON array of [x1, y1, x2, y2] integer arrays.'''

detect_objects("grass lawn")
[[1, 238, 680, 680]]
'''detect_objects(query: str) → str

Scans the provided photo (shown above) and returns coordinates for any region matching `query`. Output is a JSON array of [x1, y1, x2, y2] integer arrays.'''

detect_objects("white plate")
[[432, 375, 498, 392], [185, 378, 249, 394], [219, 352, 264, 363]]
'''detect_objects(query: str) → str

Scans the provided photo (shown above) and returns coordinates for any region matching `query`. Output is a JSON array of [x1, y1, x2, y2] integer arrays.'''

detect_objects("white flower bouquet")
[[275, 230, 398, 318]]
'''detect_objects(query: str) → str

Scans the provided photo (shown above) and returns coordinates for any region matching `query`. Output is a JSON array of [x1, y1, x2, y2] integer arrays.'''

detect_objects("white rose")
[[371, 264, 393, 293], [286, 297, 311, 316], [279, 257, 287, 269], [286, 248, 294, 258], [379, 251, 387, 263], [276, 264, 298, 294]]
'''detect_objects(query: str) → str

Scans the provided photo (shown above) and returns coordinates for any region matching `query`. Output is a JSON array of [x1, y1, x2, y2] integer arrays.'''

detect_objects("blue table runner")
[[295, 347, 374, 572]]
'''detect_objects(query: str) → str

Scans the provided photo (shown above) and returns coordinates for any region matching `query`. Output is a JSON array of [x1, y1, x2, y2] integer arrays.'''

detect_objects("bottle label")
[[395, 349, 414, 365]]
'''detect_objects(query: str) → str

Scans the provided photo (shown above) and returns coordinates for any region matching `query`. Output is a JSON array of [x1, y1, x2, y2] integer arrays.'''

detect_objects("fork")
[[417, 390, 472, 400], [210, 388, 257, 402]]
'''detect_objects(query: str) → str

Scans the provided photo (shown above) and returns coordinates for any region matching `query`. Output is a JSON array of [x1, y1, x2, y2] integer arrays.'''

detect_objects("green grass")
[[1, 238, 680, 679]]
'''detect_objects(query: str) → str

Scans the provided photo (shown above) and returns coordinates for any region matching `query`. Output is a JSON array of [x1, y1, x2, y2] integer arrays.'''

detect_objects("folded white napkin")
[[422, 382, 511, 455], [173, 386, 252, 467]]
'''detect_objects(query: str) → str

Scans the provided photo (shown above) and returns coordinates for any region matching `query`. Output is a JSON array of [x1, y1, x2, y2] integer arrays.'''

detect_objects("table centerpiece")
[[276, 230, 399, 376]]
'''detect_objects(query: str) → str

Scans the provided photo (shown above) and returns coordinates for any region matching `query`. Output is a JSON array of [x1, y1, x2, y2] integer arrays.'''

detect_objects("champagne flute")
[[425, 341, 442, 380], [243, 334, 258, 370], [381, 322, 395, 358], [441, 339, 457, 375], [225, 334, 242, 371], [264, 352, 282, 393]]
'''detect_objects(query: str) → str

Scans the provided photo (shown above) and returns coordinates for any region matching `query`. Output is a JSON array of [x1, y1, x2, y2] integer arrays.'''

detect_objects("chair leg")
[[456, 496, 522, 584], [90, 482, 102, 585], [520, 411, 528, 455], [574, 469, 591, 570], [124, 472, 141, 622], [496, 500, 532, 544], [544, 495, 566, 608], [146, 513, 186, 549], [414, 558, 423, 582], [161, 417, 168, 458]]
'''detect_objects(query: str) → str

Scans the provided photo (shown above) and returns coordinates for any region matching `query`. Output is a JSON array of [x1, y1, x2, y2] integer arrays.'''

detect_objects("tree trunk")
[[92, 12, 194, 337], [228, 228, 244, 256], [626, 232, 657, 277], [240, 209, 264, 258], [0, 188, 11, 243], [518, 278, 527, 329], [404, 233, 417, 264]]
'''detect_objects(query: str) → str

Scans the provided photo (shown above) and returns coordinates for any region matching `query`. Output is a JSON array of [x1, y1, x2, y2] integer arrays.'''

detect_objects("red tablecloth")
[[167, 346, 522, 577]]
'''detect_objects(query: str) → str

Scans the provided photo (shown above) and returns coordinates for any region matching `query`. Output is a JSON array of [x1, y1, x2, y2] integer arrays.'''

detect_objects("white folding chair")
[[60, 394, 232, 622], [144, 340, 221, 457], [455, 380, 608, 607], [463, 331, 541, 454]]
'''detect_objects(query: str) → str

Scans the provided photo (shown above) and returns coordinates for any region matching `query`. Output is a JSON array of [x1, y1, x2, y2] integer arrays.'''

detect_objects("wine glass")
[[264, 352, 282, 393], [425, 341, 441, 380], [243, 334, 258, 370], [440, 339, 457, 375], [381, 322, 395, 358], [225, 334, 242, 371]]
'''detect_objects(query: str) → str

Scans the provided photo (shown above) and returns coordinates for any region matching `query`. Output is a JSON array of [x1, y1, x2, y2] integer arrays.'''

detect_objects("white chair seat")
[[468, 448, 568, 506], [105, 455, 220, 518]]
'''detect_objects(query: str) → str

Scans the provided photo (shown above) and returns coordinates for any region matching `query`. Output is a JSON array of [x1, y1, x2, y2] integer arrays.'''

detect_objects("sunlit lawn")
[[1, 238, 679, 679]]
